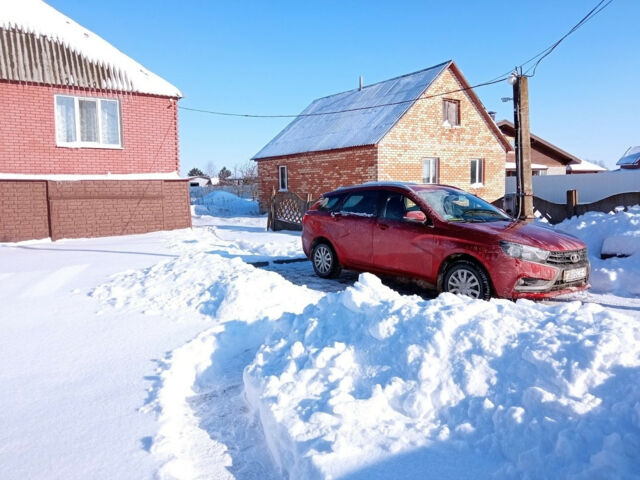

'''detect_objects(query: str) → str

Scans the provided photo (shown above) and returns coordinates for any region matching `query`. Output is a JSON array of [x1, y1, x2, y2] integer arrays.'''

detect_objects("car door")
[[373, 191, 436, 282], [330, 190, 379, 268]]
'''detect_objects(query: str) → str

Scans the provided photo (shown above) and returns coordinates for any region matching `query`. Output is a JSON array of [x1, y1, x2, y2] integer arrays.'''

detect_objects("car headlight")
[[500, 241, 550, 263]]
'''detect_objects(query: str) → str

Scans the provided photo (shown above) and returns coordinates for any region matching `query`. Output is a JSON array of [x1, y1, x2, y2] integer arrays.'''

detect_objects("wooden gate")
[[268, 191, 314, 231]]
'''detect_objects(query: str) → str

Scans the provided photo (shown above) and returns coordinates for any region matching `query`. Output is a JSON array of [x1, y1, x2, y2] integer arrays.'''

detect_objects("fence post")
[[566, 189, 578, 219]]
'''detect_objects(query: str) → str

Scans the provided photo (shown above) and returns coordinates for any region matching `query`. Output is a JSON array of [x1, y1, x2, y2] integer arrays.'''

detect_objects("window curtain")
[[100, 100, 120, 145], [55, 97, 76, 143], [79, 100, 98, 142]]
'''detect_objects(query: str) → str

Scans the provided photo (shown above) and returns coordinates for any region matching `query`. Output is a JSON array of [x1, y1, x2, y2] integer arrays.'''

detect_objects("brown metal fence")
[[493, 190, 640, 224]]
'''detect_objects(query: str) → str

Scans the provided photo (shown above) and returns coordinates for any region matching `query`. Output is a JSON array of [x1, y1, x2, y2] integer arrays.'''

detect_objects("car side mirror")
[[403, 211, 427, 224]]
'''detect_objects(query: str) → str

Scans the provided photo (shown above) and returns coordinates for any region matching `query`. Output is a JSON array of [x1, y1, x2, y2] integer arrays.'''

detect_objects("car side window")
[[381, 193, 426, 222], [340, 191, 378, 217], [317, 195, 341, 212]]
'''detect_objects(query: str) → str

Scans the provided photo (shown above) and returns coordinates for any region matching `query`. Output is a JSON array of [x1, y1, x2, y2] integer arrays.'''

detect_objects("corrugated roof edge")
[[252, 61, 452, 160]]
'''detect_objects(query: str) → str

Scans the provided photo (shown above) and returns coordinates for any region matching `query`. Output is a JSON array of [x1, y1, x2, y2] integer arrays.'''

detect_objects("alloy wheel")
[[313, 244, 333, 275], [446, 268, 481, 298]]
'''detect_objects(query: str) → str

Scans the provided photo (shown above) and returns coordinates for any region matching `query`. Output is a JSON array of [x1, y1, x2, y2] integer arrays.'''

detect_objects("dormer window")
[[443, 99, 460, 126]]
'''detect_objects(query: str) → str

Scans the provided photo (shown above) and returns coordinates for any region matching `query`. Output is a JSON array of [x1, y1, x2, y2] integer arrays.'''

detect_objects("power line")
[[526, 0, 614, 76], [487, 0, 613, 82], [178, 0, 614, 119], [178, 76, 509, 118]]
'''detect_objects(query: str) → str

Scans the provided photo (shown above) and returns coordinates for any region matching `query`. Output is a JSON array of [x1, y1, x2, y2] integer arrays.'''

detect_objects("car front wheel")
[[443, 261, 491, 300], [311, 242, 341, 278]]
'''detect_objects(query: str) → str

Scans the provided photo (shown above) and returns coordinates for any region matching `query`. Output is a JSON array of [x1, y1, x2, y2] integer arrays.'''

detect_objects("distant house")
[[497, 120, 605, 175], [566, 159, 608, 174], [188, 176, 213, 187], [0, 0, 190, 242], [253, 61, 511, 212], [616, 147, 640, 169]]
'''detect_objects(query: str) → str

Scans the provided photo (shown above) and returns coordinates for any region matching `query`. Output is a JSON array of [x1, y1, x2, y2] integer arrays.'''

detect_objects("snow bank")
[[93, 251, 322, 478], [192, 190, 259, 217], [244, 273, 640, 479], [553, 206, 640, 296]]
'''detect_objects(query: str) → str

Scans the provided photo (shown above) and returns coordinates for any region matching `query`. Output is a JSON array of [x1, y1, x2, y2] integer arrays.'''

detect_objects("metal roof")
[[253, 61, 451, 159], [617, 146, 640, 166], [0, 1, 181, 97]]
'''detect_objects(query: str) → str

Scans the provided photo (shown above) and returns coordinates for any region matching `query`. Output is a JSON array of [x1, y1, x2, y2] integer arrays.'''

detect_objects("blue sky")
[[50, 0, 638, 173]]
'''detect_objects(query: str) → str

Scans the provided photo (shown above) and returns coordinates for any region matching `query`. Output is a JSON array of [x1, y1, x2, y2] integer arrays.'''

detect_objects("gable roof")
[[254, 62, 452, 160], [497, 120, 581, 165], [0, 0, 181, 97], [254, 61, 510, 160]]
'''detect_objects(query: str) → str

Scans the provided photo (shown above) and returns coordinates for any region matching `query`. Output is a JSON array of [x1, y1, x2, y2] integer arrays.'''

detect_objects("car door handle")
[[378, 224, 389, 230]]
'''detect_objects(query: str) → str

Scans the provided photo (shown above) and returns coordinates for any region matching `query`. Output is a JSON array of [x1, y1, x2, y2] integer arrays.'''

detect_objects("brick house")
[[253, 60, 511, 212], [497, 120, 605, 175], [0, 0, 191, 242]]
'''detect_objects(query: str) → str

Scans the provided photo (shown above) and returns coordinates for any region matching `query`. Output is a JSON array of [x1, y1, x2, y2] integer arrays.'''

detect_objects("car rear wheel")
[[311, 242, 341, 278], [443, 261, 491, 300]]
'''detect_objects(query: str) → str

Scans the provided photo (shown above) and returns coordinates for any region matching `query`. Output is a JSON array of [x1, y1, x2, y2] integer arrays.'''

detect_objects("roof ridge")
[[309, 60, 452, 103]]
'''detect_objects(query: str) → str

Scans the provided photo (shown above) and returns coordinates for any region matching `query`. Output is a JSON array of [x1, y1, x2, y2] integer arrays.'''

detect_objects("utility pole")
[[511, 71, 534, 220]]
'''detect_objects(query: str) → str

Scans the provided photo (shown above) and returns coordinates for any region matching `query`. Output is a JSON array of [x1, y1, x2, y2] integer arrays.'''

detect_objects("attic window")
[[55, 95, 121, 148], [443, 99, 460, 126]]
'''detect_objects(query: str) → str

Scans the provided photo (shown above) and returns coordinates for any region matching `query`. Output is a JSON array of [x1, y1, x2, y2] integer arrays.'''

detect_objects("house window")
[[278, 165, 288, 191], [470, 158, 484, 185], [55, 95, 121, 147], [423, 158, 438, 184], [443, 99, 460, 126]]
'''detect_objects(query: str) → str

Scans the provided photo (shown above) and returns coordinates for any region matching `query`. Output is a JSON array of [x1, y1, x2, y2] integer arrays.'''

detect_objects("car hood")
[[462, 220, 586, 251]]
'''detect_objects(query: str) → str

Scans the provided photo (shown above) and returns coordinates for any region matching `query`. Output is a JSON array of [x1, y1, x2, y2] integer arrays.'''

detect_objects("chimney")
[[359, 76, 363, 91], [487, 110, 496, 121]]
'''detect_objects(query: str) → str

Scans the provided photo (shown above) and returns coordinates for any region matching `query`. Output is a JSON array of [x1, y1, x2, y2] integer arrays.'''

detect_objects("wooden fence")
[[268, 191, 315, 231], [493, 190, 640, 224]]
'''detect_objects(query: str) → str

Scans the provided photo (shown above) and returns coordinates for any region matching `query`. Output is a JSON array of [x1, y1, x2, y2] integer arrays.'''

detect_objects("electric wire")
[[178, 0, 614, 119], [178, 76, 510, 119]]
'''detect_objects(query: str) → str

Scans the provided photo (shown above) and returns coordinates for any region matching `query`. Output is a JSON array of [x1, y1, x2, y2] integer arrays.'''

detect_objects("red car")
[[301, 182, 589, 300]]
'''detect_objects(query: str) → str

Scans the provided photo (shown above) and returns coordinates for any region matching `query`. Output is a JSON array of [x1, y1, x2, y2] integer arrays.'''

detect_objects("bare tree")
[[205, 161, 218, 180], [237, 162, 259, 200]]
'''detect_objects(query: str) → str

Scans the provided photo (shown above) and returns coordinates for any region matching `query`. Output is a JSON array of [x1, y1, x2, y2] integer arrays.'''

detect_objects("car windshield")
[[415, 188, 512, 223]]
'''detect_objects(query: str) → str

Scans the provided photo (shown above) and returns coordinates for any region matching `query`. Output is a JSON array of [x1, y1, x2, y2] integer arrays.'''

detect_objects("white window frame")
[[278, 165, 288, 191], [54, 94, 122, 149], [422, 157, 438, 184], [470, 158, 484, 186]]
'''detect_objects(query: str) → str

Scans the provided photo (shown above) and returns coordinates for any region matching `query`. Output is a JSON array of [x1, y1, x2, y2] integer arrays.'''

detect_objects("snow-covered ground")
[[1, 194, 638, 479]]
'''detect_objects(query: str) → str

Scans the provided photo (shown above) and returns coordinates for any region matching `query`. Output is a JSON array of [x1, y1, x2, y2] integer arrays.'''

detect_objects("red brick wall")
[[378, 66, 507, 202], [256, 146, 378, 212], [0, 179, 191, 242], [0, 82, 179, 175], [503, 132, 568, 175], [0, 180, 49, 241]]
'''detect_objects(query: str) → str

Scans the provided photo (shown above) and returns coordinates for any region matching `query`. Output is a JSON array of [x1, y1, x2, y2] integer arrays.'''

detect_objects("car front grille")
[[547, 248, 588, 266]]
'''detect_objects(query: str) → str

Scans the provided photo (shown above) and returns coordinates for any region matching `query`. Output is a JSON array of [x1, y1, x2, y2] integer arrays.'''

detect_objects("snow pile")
[[92, 250, 322, 478], [244, 273, 640, 479], [92, 250, 313, 319], [1, 0, 180, 97], [554, 206, 640, 296], [192, 190, 259, 217]]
